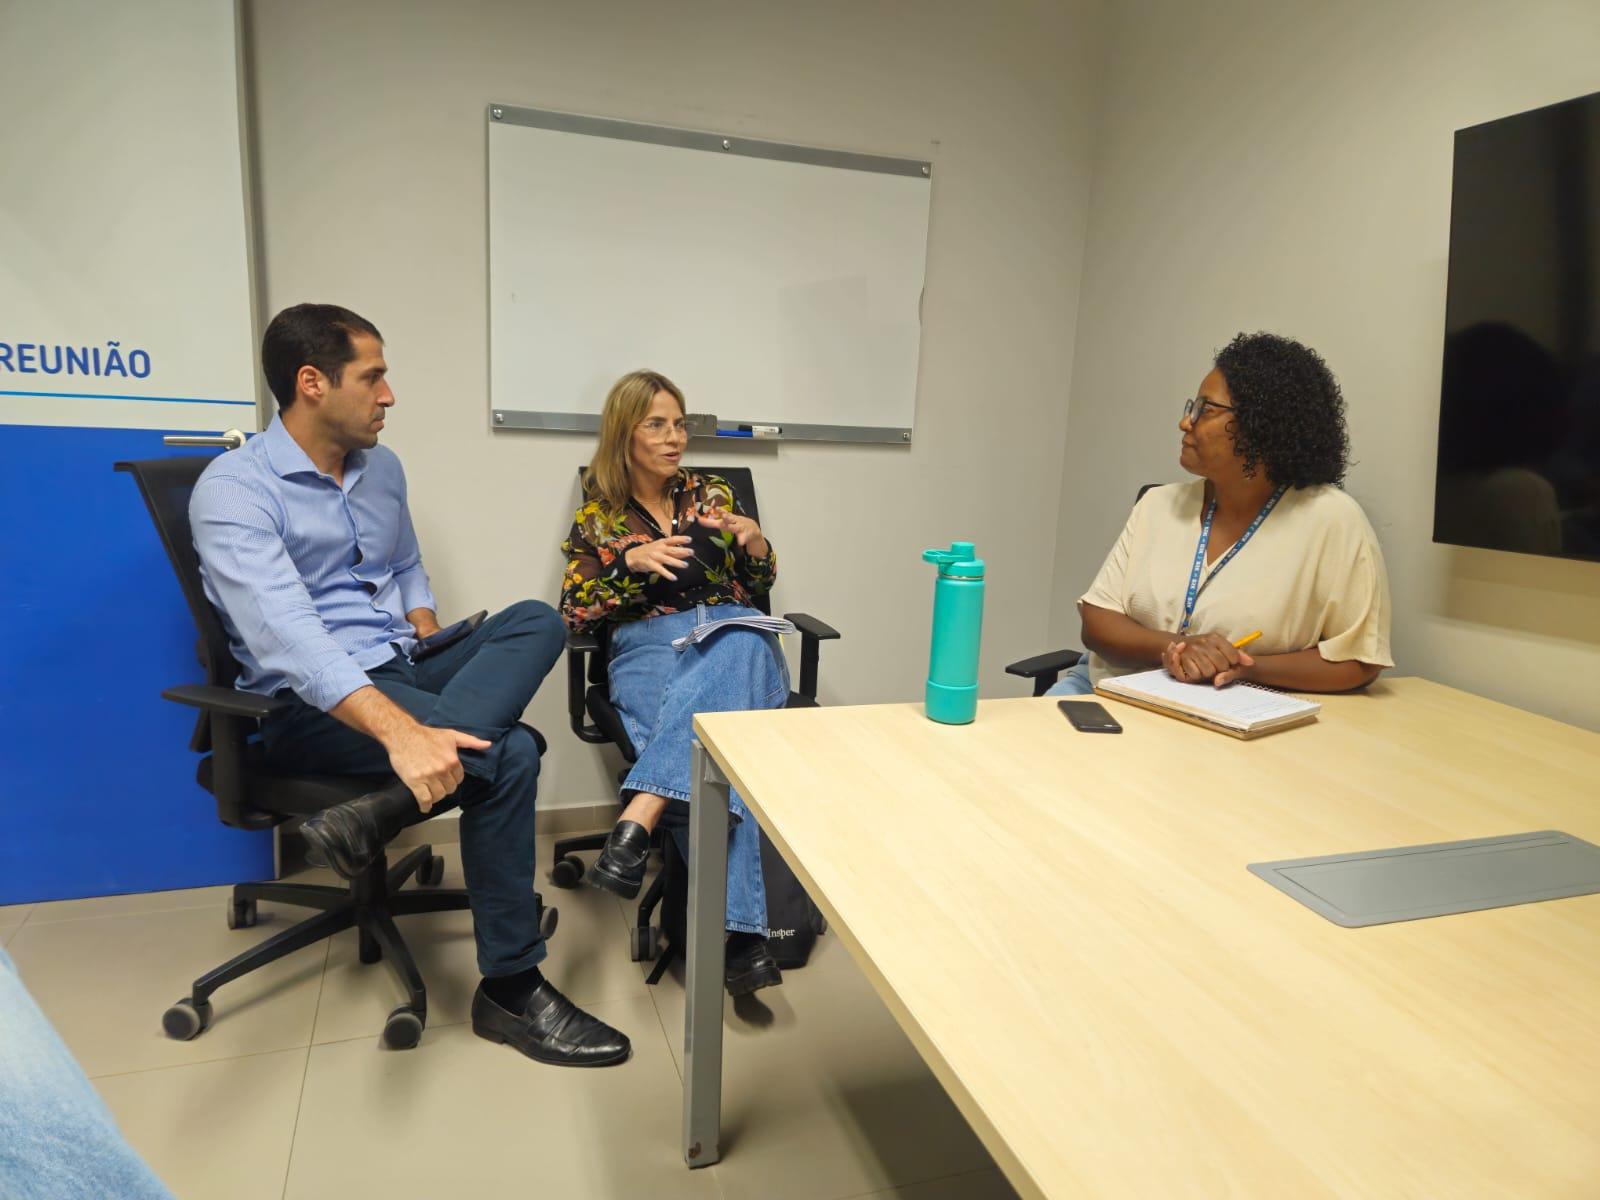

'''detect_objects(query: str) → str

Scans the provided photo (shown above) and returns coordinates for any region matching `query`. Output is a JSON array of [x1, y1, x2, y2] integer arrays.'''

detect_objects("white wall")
[[1052, 0, 1600, 730], [246, 0, 1107, 808]]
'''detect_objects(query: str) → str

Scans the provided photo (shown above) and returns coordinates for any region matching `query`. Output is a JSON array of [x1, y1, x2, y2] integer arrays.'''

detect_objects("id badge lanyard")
[[1178, 485, 1287, 635]]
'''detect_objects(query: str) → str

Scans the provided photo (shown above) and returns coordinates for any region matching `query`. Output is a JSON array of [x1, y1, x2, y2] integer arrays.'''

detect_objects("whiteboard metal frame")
[[486, 103, 929, 446]]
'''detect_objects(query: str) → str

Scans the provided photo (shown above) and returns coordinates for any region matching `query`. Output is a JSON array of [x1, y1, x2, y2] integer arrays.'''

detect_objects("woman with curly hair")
[[560, 369, 787, 997], [1049, 332, 1392, 696]]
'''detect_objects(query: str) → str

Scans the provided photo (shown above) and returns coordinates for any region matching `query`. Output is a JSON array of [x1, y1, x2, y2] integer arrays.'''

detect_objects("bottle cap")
[[922, 541, 985, 578]]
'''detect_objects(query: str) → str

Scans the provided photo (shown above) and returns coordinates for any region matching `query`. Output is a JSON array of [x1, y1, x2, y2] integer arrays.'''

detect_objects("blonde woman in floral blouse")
[[560, 370, 788, 997]]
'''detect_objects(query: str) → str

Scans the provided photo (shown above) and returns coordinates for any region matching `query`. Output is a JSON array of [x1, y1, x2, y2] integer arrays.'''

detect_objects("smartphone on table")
[[1058, 699, 1123, 733]]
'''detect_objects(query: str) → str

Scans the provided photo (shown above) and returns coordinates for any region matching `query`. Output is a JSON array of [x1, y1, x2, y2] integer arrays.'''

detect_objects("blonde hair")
[[582, 370, 687, 516]]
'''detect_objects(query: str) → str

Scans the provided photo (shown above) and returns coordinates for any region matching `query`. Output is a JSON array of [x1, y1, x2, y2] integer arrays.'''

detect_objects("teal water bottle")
[[922, 541, 985, 724]]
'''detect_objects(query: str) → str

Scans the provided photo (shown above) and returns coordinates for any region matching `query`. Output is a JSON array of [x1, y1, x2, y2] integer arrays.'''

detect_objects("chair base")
[[161, 846, 548, 1049]]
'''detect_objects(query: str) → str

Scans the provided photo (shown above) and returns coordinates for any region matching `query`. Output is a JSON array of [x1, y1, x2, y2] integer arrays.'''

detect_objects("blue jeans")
[[0, 948, 173, 1199], [1044, 658, 1094, 696], [263, 600, 564, 977], [608, 605, 789, 936]]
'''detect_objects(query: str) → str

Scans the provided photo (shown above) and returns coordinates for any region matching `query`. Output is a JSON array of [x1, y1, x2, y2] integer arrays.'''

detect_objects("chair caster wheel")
[[162, 997, 213, 1041], [550, 856, 584, 889], [418, 853, 445, 886], [227, 898, 257, 929], [540, 904, 559, 940], [382, 1005, 425, 1050], [630, 925, 659, 962]]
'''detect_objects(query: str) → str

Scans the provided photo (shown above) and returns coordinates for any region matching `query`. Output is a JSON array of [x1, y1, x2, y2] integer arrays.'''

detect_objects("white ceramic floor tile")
[[647, 933, 997, 1200], [12, 830, 1007, 1200], [7, 904, 327, 1076], [284, 995, 721, 1199], [27, 883, 235, 925], [311, 849, 642, 1045], [850, 1167, 1021, 1199], [95, 1047, 308, 1200]]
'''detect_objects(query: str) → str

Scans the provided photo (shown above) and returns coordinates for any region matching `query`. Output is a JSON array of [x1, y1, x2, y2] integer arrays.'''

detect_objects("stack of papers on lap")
[[1095, 668, 1321, 739], [671, 614, 796, 651]]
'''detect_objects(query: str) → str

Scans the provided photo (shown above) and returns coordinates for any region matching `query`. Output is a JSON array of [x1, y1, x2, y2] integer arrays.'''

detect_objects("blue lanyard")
[[1179, 485, 1287, 634]]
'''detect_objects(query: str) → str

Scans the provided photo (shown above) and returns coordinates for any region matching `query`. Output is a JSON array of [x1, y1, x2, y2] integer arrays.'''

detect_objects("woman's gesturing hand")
[[624, 535, 694, 580], [694, 503, 769, 557]]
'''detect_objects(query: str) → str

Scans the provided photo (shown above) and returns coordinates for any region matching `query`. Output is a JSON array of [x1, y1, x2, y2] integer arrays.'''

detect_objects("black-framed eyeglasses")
[[1181, 396, 1235, 423]]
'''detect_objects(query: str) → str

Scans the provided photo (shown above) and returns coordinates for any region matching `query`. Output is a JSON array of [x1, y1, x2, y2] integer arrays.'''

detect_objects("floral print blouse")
[[560, 471, 777, 634]]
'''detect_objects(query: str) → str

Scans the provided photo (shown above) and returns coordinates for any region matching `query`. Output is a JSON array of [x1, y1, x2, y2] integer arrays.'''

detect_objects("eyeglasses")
[[1181, 396, 1235, 423], [639, 417, 689, 440]]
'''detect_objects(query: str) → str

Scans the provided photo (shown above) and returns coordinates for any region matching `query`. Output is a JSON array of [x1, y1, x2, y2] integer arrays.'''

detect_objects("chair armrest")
[[565, 631, 611, 745], [784, 612, 840, 642], [783, 612, 841, 702], [1004, 648, 1083, 697], [161, 683, 290, 720]]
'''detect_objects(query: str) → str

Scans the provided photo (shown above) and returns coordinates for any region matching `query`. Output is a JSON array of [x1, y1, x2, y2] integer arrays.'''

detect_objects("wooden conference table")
[[681, 678, 1600, 1196]]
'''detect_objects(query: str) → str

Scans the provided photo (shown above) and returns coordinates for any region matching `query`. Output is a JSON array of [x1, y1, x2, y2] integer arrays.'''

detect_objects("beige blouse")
[[1081, 480, 1393, 685]]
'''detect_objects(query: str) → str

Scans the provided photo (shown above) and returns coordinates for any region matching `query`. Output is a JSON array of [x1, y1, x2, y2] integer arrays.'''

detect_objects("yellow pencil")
[[1231, 630, 1263, 650]]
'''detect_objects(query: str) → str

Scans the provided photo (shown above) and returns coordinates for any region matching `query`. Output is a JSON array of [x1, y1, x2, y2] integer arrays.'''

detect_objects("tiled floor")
[[0, 837, 1017, 1200]]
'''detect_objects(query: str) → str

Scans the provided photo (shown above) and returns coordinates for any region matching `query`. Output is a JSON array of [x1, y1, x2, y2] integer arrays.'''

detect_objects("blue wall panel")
[[0, 423, 274, 904]]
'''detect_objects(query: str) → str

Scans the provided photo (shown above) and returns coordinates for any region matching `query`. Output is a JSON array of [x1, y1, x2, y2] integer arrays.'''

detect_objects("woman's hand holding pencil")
[[1162, 629, 1262, 687]]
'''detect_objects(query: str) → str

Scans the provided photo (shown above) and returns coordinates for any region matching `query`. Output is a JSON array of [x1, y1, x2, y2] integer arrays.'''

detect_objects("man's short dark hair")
[[261, 304, 383, 410]]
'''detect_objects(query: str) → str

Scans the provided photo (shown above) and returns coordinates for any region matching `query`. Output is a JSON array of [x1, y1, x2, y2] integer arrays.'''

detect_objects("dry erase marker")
[[1232, 630, 1263, 650], [739, 424, 782, 436]]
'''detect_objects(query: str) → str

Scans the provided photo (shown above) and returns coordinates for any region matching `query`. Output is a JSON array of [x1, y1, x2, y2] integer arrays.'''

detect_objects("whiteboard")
[[487, 106, 931, 443]]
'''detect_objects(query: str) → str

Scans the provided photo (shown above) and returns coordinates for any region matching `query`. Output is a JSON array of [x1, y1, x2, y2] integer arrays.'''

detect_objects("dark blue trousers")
[[262, 600, 565, 977]]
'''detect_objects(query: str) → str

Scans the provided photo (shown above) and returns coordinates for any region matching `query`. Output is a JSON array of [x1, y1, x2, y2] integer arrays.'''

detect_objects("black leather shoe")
[[725, 935, 783, 997], [585, 820, 651, 899], [471, 979, 631, 1067], [300, 783, 415, 880]]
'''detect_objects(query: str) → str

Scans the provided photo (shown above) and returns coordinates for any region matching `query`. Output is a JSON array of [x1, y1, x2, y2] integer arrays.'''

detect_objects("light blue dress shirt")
[[189, 416, 436, 711]]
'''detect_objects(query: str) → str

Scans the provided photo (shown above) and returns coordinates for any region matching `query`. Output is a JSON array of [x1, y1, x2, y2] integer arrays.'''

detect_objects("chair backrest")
[[571, 463, 771, 617], [115, 456, 240, 689]]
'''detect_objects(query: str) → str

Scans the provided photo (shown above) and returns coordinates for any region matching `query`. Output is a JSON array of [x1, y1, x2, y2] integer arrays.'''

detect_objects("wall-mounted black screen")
[[1436, 90, 1600, 562]]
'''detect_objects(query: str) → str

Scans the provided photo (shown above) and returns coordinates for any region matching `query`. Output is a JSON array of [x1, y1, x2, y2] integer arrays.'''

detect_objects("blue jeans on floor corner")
[[608, 605, 790, 936], [1044, 658, 1094, 697], [0, 948, 173, 1200]]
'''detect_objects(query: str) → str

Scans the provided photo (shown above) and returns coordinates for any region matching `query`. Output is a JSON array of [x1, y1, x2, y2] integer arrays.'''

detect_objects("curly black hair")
[[1213, 332, 1349, 488]]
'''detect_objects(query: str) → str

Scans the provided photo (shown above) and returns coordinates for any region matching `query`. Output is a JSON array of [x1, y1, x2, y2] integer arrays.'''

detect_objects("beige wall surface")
[[246, 0, 1106, 808], [1052, 0, 1600, 730]]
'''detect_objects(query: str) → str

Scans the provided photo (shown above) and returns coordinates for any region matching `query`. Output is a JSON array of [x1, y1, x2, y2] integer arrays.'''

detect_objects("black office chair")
[[116, 455, 552, 1050], [1005, 484, 1159, 695], [551, 464, 839, 978]]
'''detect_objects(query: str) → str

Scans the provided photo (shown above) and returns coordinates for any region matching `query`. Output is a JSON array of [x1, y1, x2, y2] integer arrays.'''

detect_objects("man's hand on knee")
[[387, 725, 492, 812], [329, 686, 491, 813]]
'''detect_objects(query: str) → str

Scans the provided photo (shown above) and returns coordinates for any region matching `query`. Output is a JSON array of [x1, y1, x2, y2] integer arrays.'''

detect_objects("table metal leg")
[[684, 739, 730, 1167]]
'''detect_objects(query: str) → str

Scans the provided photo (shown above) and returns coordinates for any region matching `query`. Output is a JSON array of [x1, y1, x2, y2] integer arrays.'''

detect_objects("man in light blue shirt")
[[190, 303, 629, 1067]]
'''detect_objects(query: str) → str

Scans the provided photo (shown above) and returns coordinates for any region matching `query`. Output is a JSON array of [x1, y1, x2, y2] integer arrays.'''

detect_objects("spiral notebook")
[[1095, 668, 1321, 739]]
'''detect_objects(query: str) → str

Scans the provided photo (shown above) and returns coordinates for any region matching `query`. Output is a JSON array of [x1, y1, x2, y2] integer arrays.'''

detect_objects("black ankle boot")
[[585, 820, 651, 899], [724, 932, 783, 997], [301, 782, 417, 879]]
